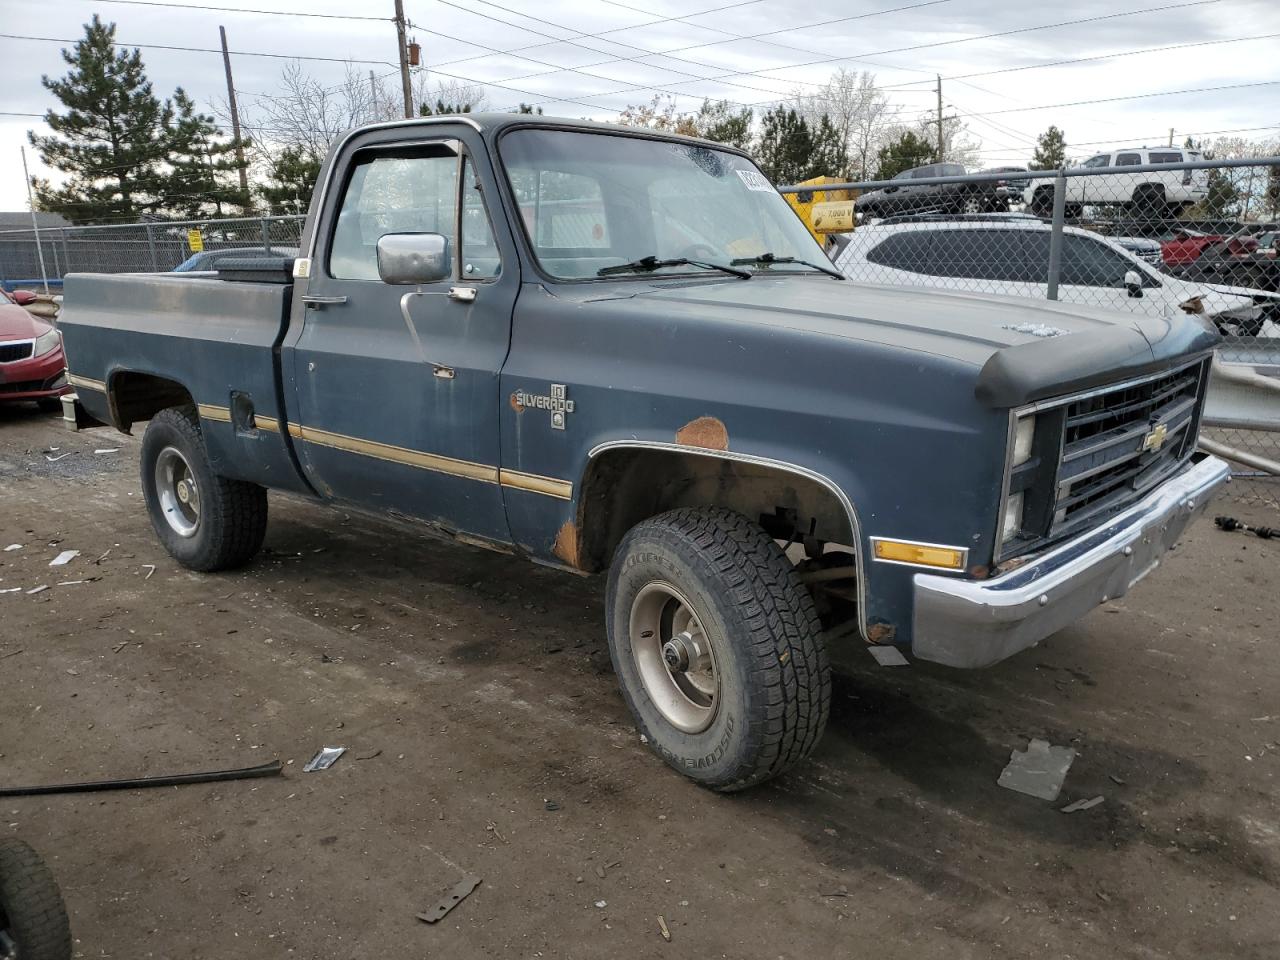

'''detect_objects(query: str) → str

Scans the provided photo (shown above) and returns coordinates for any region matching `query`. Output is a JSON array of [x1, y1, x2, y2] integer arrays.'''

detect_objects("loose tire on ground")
[[140, 406, 268, 572], [605, 507, 831, 792], [0, 838, 72, 960]]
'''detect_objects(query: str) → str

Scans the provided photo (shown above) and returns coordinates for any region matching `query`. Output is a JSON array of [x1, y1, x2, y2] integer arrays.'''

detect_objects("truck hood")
[[571, 276, 1218, 406]]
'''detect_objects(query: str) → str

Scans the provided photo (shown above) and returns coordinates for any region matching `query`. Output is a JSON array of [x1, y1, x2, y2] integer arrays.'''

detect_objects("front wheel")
[[140, 406, 268, 571], [606, 507, 831, 791], [0, 838, 72, 960]]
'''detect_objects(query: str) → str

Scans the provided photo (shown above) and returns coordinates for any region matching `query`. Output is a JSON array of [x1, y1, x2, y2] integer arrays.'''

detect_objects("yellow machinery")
[[783, 176, 857, 240]]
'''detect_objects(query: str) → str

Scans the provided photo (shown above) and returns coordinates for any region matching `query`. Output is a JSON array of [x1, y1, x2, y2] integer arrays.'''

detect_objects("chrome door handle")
[[449, 286, 477, 303], [301, 295, 348, 307]]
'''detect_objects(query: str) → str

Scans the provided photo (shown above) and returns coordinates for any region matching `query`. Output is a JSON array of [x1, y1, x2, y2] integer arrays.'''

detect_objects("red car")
[[1161, 229, 1257, 267], [0, 289, 71, 411]]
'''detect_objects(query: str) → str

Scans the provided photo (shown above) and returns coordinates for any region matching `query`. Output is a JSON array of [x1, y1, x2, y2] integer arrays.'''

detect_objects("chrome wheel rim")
[[155, 446, 200, 538], [630, 582, 719, 734]]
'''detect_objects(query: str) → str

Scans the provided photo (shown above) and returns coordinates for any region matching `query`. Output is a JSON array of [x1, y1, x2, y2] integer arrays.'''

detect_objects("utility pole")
[[935, 74, 944, 162], [20, 146, 50, 294], [1168, 127, 1174, 147], [394, 0, 413, 119], [369, 69, 379, 119], [219, 26, 250, 199]]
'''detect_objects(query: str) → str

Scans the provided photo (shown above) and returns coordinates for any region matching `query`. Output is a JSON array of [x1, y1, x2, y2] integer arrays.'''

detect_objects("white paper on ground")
[[50, 550, 80, 567]]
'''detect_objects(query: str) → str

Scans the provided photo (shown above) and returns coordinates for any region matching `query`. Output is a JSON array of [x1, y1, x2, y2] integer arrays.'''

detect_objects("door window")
[[932, 229, 1035, 281], [1061, 234, 1148, 286], [1148, 152, 1182, 164], [1115, 153, 1141, 166], [1082, 154, 1110, 168], [460, 156, 501, 280], [328, 144, 460, 281], [865, 232, 936, 274]]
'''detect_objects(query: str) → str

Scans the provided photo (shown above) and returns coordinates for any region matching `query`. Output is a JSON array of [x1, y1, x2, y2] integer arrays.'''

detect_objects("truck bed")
[[58, 271, 311, 492]]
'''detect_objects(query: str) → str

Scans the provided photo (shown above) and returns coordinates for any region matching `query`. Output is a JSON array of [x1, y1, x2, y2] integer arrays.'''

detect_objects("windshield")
[[499, 128, 829, 280]]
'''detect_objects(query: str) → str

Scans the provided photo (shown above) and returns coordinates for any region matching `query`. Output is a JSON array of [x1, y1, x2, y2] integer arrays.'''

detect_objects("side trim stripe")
[[498, 469, 573, 500], [197, 403, 232, 423], [298, 425, 500, 484], [67, 374, 106, 392], [254, 415, 280, 434]]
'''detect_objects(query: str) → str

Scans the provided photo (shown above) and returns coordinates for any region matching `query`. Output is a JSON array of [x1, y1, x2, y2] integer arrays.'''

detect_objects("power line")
[[79, 0, 389, 21], [0, 32, 398, 67], [951, 80, 1280, 118], [881, 32, 1280, 90]]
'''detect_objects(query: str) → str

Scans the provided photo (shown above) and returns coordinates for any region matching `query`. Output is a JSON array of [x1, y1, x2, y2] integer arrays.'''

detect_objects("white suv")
[[833, 217, 1276, 337], [1023, 148, 1209, 216]]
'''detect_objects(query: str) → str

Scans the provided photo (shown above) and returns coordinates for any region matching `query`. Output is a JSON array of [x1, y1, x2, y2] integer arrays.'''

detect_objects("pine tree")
[[512, 103, 543, 115], [756, 108, 814, 184], [809, 115, 849, 179], [28, 15, 171, 223], [1029, 125, 1067, 171], [160, 89, 250, 219], [694, 99, 752, 151], [872, 130, 935, 180], [420, 99, 473, 116], [260, 147, 322, 215]]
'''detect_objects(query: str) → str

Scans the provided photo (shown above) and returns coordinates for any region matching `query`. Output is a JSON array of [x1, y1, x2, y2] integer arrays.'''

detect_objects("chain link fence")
[[783, 155, 1280, 508], [0, 214, 306, 285]]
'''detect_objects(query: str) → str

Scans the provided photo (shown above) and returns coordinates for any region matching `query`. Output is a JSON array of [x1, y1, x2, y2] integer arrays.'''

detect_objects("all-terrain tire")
[[140, 406, 268, 572], [605, 507, 831, 792], [1029, 186, 1054, 217], [0, 839, 72, 960]]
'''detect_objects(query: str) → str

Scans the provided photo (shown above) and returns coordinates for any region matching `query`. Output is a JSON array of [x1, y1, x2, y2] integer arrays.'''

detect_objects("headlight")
[[1012, 415, 1036, 466], [33, 328, 61, 357], [1001, 491, 1025, 544]]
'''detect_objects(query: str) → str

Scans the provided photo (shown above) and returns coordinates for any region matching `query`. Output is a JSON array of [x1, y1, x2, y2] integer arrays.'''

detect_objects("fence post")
[[1046, 167, 1067, 301], [61, 230, 71, 277], [145, 223, 159, 272], [261, 217, 272, 255]]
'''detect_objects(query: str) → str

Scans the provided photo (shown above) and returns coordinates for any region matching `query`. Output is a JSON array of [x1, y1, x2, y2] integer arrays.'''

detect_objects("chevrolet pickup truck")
[[59, 115, 1230, 791]]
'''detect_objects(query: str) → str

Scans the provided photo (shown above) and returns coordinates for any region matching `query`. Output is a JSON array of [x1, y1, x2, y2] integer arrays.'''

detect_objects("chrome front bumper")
[[911, 456, 1230, 668]]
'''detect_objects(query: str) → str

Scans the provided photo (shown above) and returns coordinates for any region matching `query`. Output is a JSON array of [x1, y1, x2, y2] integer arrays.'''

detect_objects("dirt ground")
[[2, 403, 1279, 960]]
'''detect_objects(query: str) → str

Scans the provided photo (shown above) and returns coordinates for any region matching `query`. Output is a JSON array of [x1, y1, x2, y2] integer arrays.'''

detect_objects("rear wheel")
[[0, 838, 71, 960], [140, 406, 268, 571], [605, 507, 831, 791], [1131, 184, 1167, 221], [1029, 186, 1054, 217]]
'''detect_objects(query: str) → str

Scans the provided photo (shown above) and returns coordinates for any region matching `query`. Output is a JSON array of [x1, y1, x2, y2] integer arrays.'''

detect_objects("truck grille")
[[1050, 359, 1208, 538], [0, 341, 34, 363]]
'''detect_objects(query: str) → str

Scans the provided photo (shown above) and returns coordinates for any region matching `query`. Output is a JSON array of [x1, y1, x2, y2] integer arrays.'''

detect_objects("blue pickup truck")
[[59, 115, 1228, 791]]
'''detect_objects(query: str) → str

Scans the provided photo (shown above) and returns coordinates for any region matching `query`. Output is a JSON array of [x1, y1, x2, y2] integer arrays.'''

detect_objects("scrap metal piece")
[[302, 747, 345, 772], [50, 550, 79, 567], [867, 645, 909, 667], [997, 738, 1076, 801], [416, 875, 481, 924], [1060, 795, 1105, 813]]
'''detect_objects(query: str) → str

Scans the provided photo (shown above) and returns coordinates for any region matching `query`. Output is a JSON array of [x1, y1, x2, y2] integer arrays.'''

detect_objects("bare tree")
[[791, 69, 893, 180]]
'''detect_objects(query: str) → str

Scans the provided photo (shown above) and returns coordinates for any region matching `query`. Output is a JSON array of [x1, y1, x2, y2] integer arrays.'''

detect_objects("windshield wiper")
[[729, 252, 843, 278], [597, 255, 751, 279]]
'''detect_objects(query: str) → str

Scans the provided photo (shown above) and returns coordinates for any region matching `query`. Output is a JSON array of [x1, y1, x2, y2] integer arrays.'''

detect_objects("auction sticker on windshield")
[[737, 170, 774, 191]]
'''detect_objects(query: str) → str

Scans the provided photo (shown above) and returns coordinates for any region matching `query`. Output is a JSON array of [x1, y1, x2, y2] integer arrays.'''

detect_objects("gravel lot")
[[2, 403, 1278, 959]]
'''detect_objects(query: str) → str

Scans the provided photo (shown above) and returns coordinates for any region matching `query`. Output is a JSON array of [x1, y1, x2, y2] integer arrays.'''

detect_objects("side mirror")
[[1124, 270, 1143, 298], [11, 290, 36, 305], [376, 233, 451, 285]]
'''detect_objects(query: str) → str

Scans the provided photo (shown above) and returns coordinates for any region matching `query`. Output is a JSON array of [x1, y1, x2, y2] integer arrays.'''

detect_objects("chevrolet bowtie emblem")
[[1142, 423, 1168, 453]]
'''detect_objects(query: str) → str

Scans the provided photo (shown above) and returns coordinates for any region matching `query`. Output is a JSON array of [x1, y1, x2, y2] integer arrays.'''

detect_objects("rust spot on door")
[[675, 416, 728, 451], [552, 520, 580, 568], [509, 392, 525, 413], [866, 622, 897, 645]]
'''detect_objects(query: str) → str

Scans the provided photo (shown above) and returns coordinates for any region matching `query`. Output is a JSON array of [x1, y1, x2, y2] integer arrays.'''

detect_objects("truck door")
[[284, 126, 517, 542]]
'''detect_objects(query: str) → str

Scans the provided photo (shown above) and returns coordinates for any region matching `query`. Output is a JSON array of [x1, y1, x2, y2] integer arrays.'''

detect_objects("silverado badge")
[[1142, 423, 1168, 453], [514, 384, 575, 430]]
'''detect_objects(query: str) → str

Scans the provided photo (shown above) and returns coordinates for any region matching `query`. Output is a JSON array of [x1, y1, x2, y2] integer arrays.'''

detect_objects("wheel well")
[[108, 371, 193, 432], [1133, 182, 1166, 198], [568, 447, 857, 573]]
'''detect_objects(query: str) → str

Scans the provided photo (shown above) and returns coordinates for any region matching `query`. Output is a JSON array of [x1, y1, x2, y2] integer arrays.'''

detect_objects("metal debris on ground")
[[594, 865, 606, 879], [0, 649, 23, 661], [544, 799, 561, 811], [594, 900, 607, 909], [143, 564, 156, 579], [485, 821, 508, 843], [1, 587, 21, 594], [868, 645, 909, 667], [49, 550, 79, 566], [94, 448, 119, 454], [94, 549, 111, 564], [302, 747, 345, 772], [25, 585, 49, 595], [1060, 795, 1105, 813], [0, 759, 282, 797], [44, 452, 73, 462], [1214, 516, 1277, 540], [354, 749, 382, 760], [997, 738, 1077, 801], [4, 544, 22, 551], [658, 915, 672, 942], [416, 875, 481, 924]]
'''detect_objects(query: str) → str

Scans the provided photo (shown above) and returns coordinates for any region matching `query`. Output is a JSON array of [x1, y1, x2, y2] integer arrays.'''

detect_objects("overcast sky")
[[2, 0, 1278, 212]]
